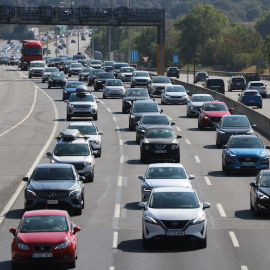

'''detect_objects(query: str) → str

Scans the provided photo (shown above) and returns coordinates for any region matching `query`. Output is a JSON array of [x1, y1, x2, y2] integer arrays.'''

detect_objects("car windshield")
[[204, 104, 227, 111], [145, 128, 174, 139], [250, 83, 264, 86], [152, 77, 170, 83], [165, 86, 185, 92], [146, 167, 187, 179], [51, 73, 66, 78], [20, 216, 68, 233], [30, 62, 45, 67], [227, 137, 264, 148], [32, 167, 75, 180], [106, 80, 123, 86], [121, 67, 135, 72], [91, 61, 102, 65], [66, 82, 83, 88], [244, 92, 259, 96], [192, 95, 213, 102], [68, 125, 97, 135], [91, 69, 104, 75], [207, 79, 224, 86], [141, 116, 169, 125], [54, 144, 90, 156], [45, 68, 58, 72], [104, 61, 114, 66], [149, 192, 199, 209], [134, 72, 149, 77], [132, 103, 158, 113], [69, 94, 95, 102], [261, 175, 270, 187], [126, 90, 148, 97], [98, 73, 114, 78], [221, 117, 249, 128], [232, 78, 244, 82], [81, 68, 92, 72], [71, 64, 83, 68]]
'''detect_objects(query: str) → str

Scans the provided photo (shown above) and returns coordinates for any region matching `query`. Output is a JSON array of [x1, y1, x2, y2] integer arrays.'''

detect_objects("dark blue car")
[[222, 135, 270, 175], [238, 90, 262, 108], [62, 81, 84, 100]]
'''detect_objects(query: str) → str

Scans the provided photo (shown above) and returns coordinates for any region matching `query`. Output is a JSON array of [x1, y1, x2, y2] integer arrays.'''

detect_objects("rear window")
[[250, 82, 264, 86], [232, 78, 244, 82], [207, 79, 224, 86]]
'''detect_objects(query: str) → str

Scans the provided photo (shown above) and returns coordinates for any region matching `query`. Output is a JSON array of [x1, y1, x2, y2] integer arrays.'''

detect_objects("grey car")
[[186, 94, 214, 117], [41, 67, 58, 82], [216, 115, 255, 147], [131, 71, 151, 88]]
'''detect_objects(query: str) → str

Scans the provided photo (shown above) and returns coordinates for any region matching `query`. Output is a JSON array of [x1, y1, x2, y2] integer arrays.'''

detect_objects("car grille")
[[156, 86, 165, 90], [36, 191, 69, 199], [161, 220, 190, 229], [237, 157, 259, 163], [33, 245, 52, 252], [71, 163, 85, 170], [137, 79, 147, 82], [170, 95, 183, 98], [74, 105, 91, 109], [155, 144, 167, 149], [27, 256, 59, 262], [210, 117, 221, 122]]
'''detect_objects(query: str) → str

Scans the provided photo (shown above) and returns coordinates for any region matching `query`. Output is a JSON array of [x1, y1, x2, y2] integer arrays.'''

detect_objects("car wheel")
[[93, 114, 98, 121], [258, 105, 262, 109], [94, 86, 97, 91], [66, 113, 71, 121], [42, 79, 45, 83], [198, 122, 204, 130], [48, 84, 51, 89], [175, 155, 180, 163], [224, 164, 231, 175], [228, 88, 232, 92], [129, 123, 133, 131], [198, 234, 207, 249], [250, 198, 254, 211], [75, 205, 82, 216], [103, 93, 106, 99], [68, 74, 71, 77], [136, 134, 140, 144], [216, 140, 221, 148], [82, 195, 85, 209], [122, 106, 127, 113], [68, 260, 76, 269], [131, 85, 134, 88], [62, 92, 66, 101], [12, 262, 20, 270], [29, 75, 32, 79], [88, 81, 91, 86], [187, 111, 191, 118]]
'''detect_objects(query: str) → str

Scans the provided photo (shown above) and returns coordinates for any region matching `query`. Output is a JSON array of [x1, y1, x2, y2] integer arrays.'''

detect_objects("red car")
[[198, 101, 233, 129], [9, 210, 81, 269]]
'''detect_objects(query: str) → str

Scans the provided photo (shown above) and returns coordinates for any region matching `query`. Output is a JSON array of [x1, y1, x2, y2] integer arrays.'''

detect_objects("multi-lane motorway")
[[0, 41, 270, 270]]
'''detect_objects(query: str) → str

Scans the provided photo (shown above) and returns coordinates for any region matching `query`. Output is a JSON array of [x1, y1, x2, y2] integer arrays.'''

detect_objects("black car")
[[136, 113, 175, 144], [250, 170, 270, 216], [87, 68, 106, 86], [48, 72, 67, 88], [79, 67, 92, 81], [122, 88, 149, 113], [47, 57, 62, 68], [140, 126, 181, 163], [166, 67, 179, 78], [94, 72, 115, 91], [129, 99, 162, 130], [23, 164, 85, 215], [228, 76, 246, 91], [58, 60, 66, 71], [244, 72, 260, 84], [204, 78, 225, 94], [194, 71, 208, 83], [103, 60, 115, 72]]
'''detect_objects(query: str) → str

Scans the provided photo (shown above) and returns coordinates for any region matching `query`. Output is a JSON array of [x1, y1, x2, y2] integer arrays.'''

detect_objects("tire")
[[29, 75, 31, 79], [42, 79, 45, 83], [122, 106, 126, 113], [257, 105, 262, 109], [131, 85, 134, 88], [129, 123, 133, 131], [68, 74, 71, 77], [198, 235, 207, 249], [250, 198, 254, 211], [140, 152, 146, 163], [82, 195, 85, 209], [228, 88, 232, 92], [142, 231, 151, 249], [87, 170, 94, 182], [75, 206, 82, 216], [66, 113, 71, 121], [136, 134, 140, 144], [62, 92, 66, 101], [103, 93, 106, 99], [187, 111, 190, 118], [93, 114, 98, 121], [12, 262, 20, 270], [224, 164, 231, 175], [175, 155, 180, 163], [216, 141, 221, 148], [198, 122, 204, 130], [48, 84, 51, 89], [68, 260, 76, 269]]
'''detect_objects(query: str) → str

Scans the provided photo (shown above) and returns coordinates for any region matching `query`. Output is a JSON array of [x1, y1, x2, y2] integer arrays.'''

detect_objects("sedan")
[[148, 76, 173, 96], [138, 163, 194, 201], [186, 94, 214, 117], [41, 67, 58, 83], [94, 72, 115, 91], [198, 101, 233, 130], [78, 67, 92, 81], [138, 187, 210, 248], [246, 81, 267, 98], [250, 170, 270, 216], [87, 68, 106, 86], [48, 72, 67, 88], [103, 79, 125, 99], [9, 209, 81, 269], [238, 90, 262, 108], [118, 66, 135, 82], [131, 71, 151, 88], [23, 164, 85, 215], [161, 85, 189, 105], [222, 135, 270, 175], [216, 115, 255, 147], [62, 81, 84, 100]]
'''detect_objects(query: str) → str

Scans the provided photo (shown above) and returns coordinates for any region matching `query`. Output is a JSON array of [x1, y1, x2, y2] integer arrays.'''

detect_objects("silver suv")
[[29, 61, 46, 78], [47, 129, 95, 182]]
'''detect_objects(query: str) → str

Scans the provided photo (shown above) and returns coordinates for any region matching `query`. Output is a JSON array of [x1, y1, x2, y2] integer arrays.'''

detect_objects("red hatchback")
[[198, 101, 233, 129], [9, 210, 81, 269]]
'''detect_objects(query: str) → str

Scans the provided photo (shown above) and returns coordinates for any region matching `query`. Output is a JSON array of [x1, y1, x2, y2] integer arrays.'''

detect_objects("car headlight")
[[27, 189, 36, 197], [204, 116, 209, 119], [247, 130, 254, 134], [55, 240, 70, 250], [260, 152, 268, 157], [171, 144, 179, 150], [165, 95, 170, 98], [226, 157, 235, 164], [257, 191, 269, 200], [229, 153, 236, 157], [68, 104, 73, 108], [218, 130, 225, 134], [143, 186, 152, 192], [190, 106, 195, 109], [144, 215, 161, 225], [131, 115, 136, 119], [69, 188, 80, 196], [191, 216, 205, 225], [17, 242, 30, 250], [137, 127, 145, 131], [261, 157, 269, 164]]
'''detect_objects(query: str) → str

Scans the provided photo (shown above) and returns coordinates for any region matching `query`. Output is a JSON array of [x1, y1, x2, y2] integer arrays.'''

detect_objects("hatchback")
[[246, 81, 267, 98], [238, 90, 262, 108], [227, 76, 246, 91], [166, 67, 179, 78]]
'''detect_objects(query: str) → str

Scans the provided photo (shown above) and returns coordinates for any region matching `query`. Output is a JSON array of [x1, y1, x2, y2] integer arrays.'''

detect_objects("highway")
[[0, 39, 270, 270]]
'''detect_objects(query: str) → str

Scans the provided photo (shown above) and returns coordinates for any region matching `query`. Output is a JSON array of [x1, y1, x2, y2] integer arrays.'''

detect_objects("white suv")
[[29, 60, 46, 78]]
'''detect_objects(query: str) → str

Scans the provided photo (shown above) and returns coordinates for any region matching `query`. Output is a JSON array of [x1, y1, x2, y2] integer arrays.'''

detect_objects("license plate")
[[166, 231, 185, 236], [242, 162, 255, 166], [248, 100, 255, 102], [78, 108, 89, 111], [47, 200, 58, 204], [154, 150, 167, 153], [32, 253, 53, 258]]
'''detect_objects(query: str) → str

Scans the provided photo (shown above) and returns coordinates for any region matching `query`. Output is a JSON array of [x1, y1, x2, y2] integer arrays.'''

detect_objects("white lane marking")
[[113, 116, 116, 122], [216, 203, 227, 217], [117, 176, 123, 187], [112, 231, 118, 248], [107, 108, 112, 113], [100, 101, 104, 104], [0, 81, 9, 85], [0, 86, 59, 225], [185, 139, 191, 145], [176, 126, 181, 132], [119, 139, 123, 146], [114, 204, 121, 218], [120, 156, 125, 163], [167, 116, 172, 121], [229, 231, 240, 247], [194, 156, 200, 163], [204, 176, 212, 186], [109, 267, 115, 270], [241, 266, 248, 270]]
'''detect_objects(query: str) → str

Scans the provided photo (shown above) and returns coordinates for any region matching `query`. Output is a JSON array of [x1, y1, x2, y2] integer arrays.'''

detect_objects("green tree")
[[255, 11, 270, 39]]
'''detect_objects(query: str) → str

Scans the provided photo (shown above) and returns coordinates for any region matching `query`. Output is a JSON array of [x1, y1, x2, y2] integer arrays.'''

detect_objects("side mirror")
[[22, 177, 29, 182], [9, 228, 17, 236], [176, 135, 182, 139], [150, 94, 153, 98], [46, 152, 52, 157], [96, 99, 100, 103], [251, 124, 256, 127], [138, 202, 146, 209], [229, 108, 234, 112], [79, 176, 86, 181], [221, 145, 227, 149], [188, 175, 195, 180], [203, 202, 211, 210], [250, 182, 257, 187], [161, 90, 164, 93], [160, 109, 164, 114], [171, 121, 175, 126], [98, 131, 104, 135], [138, 175, 144, 180], [266, 146, 270, 149], [73, 226, 81, 234], [238, 94, 240, 96]]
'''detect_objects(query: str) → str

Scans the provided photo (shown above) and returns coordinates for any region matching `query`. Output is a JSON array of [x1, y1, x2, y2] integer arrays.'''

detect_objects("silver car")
[[138, 163, 194, 201], [103, 79, 125, 99], [186, 94, 214, 117], [41, 67, 58, 82], [161, 85, 189, 105], [118, 66, 135, 82], [47, 129, 95, 182], [131, 71, 151, 88], [148, 76, 172, 96], [246, 81, 267, 98]]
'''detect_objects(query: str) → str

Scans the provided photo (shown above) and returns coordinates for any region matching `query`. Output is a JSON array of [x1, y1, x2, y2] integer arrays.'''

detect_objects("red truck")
[[20, 40, 43, 70]]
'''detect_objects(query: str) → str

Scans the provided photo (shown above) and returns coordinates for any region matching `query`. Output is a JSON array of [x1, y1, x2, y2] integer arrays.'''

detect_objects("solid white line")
[[120, 156, 125, 163], [119, 139, 123, 146], [112, 231, 118, 248], [204, 176, 212, 186], [185, 139, 191, 145], [241, 266, 248, 270], [100, 101, 104, 104], [0, 86, 59, 225], [113, 116, 116, 122], [229, 231, 240, 247], [0, 81, 9, 85], [107, 108, 112, 113], [117, 176, 123, 187], [194, 156, 200, 163], [216, 203, 227, 217], [176, 126, 181, 132], [167, 116, 172, 121], [114, 204, 121, 218], [109, 267, 115, 270]]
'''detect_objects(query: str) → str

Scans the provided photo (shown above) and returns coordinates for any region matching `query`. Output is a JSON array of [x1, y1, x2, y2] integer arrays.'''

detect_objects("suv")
[[47, 129, 95, 182], [204, 78, 225, 94], [112, 62, 129, 78], [194, 71, 208, 83], [68, 63, 84, 77], [66, 87, 99, 121], [147, 76, 172, 96], [227, 76, 246, 91], [94, 72, 115, 91], [131, 71, 151, 88], [246, 81, 267, 98], [244, 73, 260, 84], [28, 61, 46, 78], [166, 67, 179, 78]]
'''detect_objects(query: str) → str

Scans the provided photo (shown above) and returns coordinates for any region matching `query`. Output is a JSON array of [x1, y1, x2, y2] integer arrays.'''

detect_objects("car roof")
[[35, 163, 73, 169], [133, 99, 156, 104], [68, 122, 96, 127], [148, 163, 184, 168], [243, 90, 259, 93], [146, 126, 174, 131], [141, 113, 167, 117], [248, 81, 263, 84], [57, 137, 89, 145], [24, 209, 67, 217], [152, 187, 194, 193], [126, 88, 147, 91], [203, 101, 226, 105], [221, 115, 247, 119], [230, 134, 259, 139], [191, 94, 213, 97]]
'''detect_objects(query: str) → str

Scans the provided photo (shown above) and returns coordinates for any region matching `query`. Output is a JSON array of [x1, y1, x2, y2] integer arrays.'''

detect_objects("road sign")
[[173, 55, 179, 63], [130, 50, 138, 62], [142, 56, 149, 63]]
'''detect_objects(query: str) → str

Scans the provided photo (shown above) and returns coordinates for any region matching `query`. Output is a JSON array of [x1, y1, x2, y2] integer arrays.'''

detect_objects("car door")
[[250, 174, 260, 207]]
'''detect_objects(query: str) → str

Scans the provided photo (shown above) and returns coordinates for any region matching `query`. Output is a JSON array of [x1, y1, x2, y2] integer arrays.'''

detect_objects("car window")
[[145, 128, 174, 139], [260, 175, 270, 187], [221, 117, 249, 128], [69, 94, 95, 102], [244, 92, 258, 96], [66, 82, 83, 88], [141, 116, 169, 125], [132, 103, 158, 113], [152, 77, 170, 83], [68, 125, 97, 135], [32, 167, 75, 180], [106, 80, 123, 86], [250, 83, 264, 86], [165, 86, 185, 92], [204, 104, 227, 111], [192, 95, 213, 102], [227, 137, 264, 148], [54, 144, 90, 156], [134, 72, 148, 77], [146, 167, 187, 179]]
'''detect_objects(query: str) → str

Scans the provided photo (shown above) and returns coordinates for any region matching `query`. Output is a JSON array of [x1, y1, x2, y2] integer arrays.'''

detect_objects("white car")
[[161, 85, 189, 105], [138, 187, 210, 248], [246, 81, 267, 98], [67, 122, 104, 157], [138, 163, 194, 201], [118, 66, 135, 82], [130, 71, 151, 88], [28, 61, 46, 78], [186, 94, 214, 117], [103, 79, 125, 99], [148, 75, 172, 96]]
